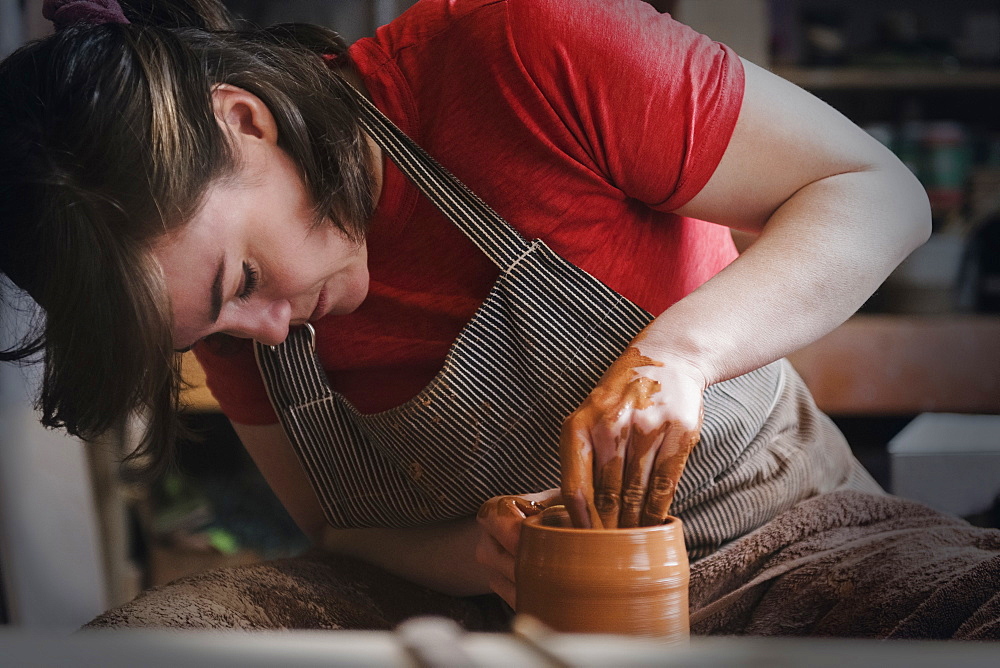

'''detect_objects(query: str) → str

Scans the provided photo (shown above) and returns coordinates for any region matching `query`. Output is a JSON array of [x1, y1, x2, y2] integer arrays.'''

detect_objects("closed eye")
[[238, 262, 259, 302]]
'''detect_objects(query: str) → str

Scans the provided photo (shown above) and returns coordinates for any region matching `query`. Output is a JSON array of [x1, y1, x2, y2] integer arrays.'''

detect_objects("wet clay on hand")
[[476, 493, 564, 608], [476, 495, 547, 522], [516, 507, 689, 639], [560, 342, 703, 529]]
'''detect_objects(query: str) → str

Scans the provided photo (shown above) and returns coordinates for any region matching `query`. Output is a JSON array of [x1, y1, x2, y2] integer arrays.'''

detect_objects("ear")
[[210, 84, 279, 146]]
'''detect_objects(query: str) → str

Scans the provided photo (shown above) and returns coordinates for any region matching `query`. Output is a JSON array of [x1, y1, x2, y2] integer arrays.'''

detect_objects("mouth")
[[308, 286, 328, 322]]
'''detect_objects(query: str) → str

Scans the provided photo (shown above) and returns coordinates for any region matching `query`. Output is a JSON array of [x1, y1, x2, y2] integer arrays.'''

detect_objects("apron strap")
[[341, 80, 531, 271]]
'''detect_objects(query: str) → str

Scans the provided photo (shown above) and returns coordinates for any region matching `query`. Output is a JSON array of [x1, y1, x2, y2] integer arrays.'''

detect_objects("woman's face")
[[152, 115, 369, 350]]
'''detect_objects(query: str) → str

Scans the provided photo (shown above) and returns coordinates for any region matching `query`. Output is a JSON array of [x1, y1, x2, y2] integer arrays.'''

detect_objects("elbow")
[[881, 157, 933, 259], [907, 171, 933, 253]]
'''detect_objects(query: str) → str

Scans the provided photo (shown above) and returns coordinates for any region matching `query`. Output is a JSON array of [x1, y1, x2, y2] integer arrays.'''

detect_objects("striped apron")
[[255, 86, 876, 559]]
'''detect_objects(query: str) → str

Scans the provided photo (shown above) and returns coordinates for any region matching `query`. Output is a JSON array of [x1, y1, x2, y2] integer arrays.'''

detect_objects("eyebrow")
[[209, 254, 226, 325], [172, 254, 226, 354]]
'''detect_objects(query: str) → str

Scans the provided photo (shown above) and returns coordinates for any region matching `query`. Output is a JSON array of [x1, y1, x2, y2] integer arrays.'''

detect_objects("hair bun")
[[42, 0, 130, 31]]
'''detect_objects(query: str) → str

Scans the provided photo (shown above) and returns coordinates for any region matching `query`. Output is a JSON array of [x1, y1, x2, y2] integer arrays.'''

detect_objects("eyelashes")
[[238, 261, 259, 302]]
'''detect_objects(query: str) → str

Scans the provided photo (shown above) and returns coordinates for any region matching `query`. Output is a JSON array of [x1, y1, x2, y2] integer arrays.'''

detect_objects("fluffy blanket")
[[86, 491, 1000, 639], [84, 551, 510, 631], [689, 490, 1000, 639]]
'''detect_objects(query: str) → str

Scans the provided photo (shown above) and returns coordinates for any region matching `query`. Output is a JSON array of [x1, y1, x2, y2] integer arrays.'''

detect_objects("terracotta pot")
[[515, 506, 689, 639]]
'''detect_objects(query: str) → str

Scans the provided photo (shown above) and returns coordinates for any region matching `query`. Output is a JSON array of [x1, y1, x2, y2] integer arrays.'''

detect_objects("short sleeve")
[[506, 0, 744, 211], [192, 339, 278, 425]]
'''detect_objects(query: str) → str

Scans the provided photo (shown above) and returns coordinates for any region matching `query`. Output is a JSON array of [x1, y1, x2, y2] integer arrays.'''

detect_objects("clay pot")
[[515, 507, 689, 639]]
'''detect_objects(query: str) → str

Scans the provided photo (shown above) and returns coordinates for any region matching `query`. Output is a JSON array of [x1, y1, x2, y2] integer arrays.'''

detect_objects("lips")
[[309, 286, 328, 322]]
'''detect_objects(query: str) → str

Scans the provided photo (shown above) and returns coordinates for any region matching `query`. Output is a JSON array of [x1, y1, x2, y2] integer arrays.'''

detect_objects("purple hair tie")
[[42, 0, 130, 31]]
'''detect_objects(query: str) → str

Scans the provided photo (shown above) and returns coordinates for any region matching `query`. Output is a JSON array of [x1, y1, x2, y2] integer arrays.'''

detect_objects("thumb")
[[476, 489, 562, 554]]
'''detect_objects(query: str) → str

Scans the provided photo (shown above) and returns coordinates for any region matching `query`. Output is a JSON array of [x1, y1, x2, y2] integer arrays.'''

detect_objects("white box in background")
[[889, 413, 1000, 517]]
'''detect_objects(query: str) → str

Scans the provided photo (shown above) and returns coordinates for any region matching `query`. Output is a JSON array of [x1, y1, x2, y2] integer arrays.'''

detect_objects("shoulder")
[[502, 0, 742, 134], [504, 0, 716, 71], [373, 0, 678, 57], [374, 0, 732, 84], [371, 0, 508, 52]]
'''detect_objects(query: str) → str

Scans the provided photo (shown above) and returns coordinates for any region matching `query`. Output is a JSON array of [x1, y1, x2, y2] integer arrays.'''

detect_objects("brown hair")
[[0, 0, 375, 478]]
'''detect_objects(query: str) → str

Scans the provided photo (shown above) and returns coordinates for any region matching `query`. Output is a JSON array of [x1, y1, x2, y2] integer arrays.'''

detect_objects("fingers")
[[593, 419, 628, 529], [475, 490, 561, 606], [475, 533, 516, 582], [474, 534, 516, 607], [531, 487, 566, 510], [490, 573, 516, 609], [641, 427, 699, 526], [473, 503, 517, 607], [618, 426, 666, 528], [476, 495, 537, 554], [595, 452, 624, 529], [559, 347, 705, 530], [559, 418, 599, 529], [563, 414, 698, 529]]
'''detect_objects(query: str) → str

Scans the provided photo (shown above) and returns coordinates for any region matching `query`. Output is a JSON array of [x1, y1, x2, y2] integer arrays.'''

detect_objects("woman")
[[1, 0, 929, 621]]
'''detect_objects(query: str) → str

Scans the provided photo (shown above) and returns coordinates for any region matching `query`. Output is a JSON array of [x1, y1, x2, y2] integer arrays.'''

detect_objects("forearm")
[[233, 421, 494, 596], [644, 164, 931, 385], [319, 515, 492, 597]]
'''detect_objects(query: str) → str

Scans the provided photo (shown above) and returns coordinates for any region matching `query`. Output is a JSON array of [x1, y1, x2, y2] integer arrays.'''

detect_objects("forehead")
[[153, 187, 236, 283], [151, 185, 243, 345]]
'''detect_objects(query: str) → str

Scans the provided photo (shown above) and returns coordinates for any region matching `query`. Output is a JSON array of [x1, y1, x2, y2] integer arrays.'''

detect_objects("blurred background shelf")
[[181, 353, 222, 413], [787, 314, 1000, 415], [774, 66, 1000, 90]]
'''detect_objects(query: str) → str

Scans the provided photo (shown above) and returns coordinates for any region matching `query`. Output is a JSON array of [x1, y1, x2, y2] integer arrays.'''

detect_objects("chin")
[[331, 272, 370, 316]]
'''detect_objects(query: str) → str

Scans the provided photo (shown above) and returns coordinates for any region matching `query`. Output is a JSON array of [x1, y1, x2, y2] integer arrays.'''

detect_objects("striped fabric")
[[254, 84, 872, 557]]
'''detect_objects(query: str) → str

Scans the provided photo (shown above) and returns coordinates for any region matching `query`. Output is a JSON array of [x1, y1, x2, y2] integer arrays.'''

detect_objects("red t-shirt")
[[195, 0, 744, 424]]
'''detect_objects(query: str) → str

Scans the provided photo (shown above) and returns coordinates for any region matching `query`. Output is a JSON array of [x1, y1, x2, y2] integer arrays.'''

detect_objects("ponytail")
[[118, 0, 236, 30], [42, 0, 235, 31]]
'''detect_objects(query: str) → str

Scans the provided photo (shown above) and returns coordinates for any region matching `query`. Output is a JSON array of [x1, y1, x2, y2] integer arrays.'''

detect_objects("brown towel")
[[689, 490, 1000, 639], [83, 551, 510, 631], [87, 491, 1000, 639]]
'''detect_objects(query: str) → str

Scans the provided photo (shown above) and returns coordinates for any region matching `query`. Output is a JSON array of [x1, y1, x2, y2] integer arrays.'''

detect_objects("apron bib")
[[254, 84, 795, 554]]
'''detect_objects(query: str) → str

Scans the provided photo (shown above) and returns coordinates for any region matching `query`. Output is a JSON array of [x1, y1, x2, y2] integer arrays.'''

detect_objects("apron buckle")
[[301, 322, 316, 353], [270, 322, 316, 354]]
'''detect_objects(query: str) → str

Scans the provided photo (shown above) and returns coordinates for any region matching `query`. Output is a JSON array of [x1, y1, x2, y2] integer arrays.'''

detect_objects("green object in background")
[[925, 122, 972, 185], [896, 120, 926, 181], [205, 528, 240, 555]]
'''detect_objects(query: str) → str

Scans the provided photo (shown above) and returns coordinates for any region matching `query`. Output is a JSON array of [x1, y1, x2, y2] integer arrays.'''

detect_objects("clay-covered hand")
[[559, 337, 705, 529], [474, 489, 562, 608]]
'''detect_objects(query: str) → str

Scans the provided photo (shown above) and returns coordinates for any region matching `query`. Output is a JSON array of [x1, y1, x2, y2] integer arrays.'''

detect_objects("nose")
[[225, 299, 292, 346]]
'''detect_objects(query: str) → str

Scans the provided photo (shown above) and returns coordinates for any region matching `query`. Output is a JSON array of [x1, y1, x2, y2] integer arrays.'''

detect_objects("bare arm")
[[232, 421, 492, 596], [560, 58, 931, 528], [656, 58, 931, 383]]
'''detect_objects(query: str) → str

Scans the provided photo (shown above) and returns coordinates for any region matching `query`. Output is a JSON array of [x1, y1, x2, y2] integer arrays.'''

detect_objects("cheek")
[[163, 288, 207, 348], [332, 263, 370, 315], [152, 260, 202, 347]]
